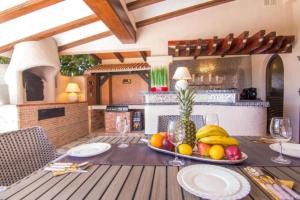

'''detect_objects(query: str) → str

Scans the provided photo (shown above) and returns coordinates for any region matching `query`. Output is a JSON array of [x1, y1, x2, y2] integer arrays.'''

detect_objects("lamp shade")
[[65, 83, 80, 93], [173, 67, 192, 80]]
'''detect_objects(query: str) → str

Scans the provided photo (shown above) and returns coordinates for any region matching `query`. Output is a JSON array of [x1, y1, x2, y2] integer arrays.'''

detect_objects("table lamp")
[[65, 82, 80, 102], [173, 67, 192, 90]]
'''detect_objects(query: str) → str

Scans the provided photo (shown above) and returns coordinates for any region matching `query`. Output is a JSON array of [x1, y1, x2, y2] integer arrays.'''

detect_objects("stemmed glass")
[[270, 117, 293, 164], [168, 121, 185, 166], [205, 113, 219, 125], [116, 116, 129, 148]]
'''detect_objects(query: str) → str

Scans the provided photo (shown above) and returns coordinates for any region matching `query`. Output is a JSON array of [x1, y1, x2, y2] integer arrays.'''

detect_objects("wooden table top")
[[1, 136, 299, 200]]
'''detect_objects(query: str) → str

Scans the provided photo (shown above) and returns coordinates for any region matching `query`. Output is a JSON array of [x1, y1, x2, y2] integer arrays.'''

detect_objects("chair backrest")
[[0, 126, 56, 186], [158, 115, 204, 132]]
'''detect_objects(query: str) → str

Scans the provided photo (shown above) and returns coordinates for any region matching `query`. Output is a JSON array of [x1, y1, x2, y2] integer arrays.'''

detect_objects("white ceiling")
[[0, 0, 225, 55], [53, 21, 109, 46], [0, 0, 108, 47], [0, 0, 28, 11], [127, 0, 212, 21]]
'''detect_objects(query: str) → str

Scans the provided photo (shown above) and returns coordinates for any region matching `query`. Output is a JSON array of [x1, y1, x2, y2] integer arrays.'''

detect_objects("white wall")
[[252, 1, 300, 142], [145, 104, 267, 136], [0, 64, 9, 104]]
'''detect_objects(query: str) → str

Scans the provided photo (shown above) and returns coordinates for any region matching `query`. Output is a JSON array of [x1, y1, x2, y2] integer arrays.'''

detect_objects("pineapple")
[[176, 89, 196, 147]]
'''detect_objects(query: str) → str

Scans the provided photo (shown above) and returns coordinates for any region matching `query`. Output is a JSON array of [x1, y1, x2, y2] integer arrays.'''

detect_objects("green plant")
[[60, 54, 100, 76], [150, 66, 168, 87], [0, 56, 10, 64]]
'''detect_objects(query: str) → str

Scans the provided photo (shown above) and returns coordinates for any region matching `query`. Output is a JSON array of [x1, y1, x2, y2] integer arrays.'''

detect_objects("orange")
[[178, 144, 193, 155], [209, 145, 225, 160], [158, 132, 168, 139], [150, 134, 163, 148]]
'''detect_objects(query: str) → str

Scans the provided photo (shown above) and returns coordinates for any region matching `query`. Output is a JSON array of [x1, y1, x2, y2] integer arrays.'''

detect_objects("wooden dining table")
[[0, 136, 300, 200]]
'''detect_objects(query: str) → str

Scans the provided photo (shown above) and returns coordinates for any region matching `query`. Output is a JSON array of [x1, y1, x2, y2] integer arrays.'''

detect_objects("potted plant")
[[150, 66, 168, 92]]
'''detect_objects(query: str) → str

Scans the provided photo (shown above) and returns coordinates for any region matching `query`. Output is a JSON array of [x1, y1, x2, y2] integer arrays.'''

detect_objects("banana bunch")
[[196, 125, 240, 146]]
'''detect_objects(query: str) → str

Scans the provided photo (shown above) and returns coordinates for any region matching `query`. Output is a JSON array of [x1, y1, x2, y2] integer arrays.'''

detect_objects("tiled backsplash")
[[144, 90, 239, 104], [169, 57, 252, 91]]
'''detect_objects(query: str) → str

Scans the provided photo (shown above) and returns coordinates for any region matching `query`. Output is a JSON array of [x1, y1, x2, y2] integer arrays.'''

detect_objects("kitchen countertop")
[[89, 105, 145, 110], [144, 100, 270, 107]]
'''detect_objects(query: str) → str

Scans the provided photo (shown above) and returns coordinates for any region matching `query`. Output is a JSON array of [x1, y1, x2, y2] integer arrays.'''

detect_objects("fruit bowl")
[[147, 143, 248, 165]]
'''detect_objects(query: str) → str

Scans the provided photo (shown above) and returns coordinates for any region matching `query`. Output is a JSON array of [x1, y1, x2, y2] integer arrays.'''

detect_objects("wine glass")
[[270, 117, 293, 164], [205, 113, 219, 125], [116, 116, 129, 148], [168, 121, 185, 166]]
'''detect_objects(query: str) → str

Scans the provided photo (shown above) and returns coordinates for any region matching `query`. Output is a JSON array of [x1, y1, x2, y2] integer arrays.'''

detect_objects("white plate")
[[181, 165, 241, 197], [67, 143, 111, 157], [177, 165, 251, 200], [147, 143, 248, 164], [270, 143, 300, 158]]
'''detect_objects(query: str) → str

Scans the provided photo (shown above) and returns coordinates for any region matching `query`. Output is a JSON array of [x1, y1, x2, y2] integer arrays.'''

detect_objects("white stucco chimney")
[[5, 38, 60, 104]]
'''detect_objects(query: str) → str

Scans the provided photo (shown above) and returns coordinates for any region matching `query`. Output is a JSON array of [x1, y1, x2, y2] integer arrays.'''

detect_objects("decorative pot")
[[151, 86, 168, 92]]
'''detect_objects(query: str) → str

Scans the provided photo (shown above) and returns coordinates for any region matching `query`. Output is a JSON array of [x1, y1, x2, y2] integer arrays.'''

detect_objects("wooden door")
[[266, 54, 284, 132], [87, 75, 97, 105]]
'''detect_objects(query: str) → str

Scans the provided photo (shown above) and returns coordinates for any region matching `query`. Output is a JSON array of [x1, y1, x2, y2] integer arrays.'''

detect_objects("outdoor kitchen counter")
[[143, 90, 269, 136], [89, 104, 145, 110], [0, 102, 89, 147]]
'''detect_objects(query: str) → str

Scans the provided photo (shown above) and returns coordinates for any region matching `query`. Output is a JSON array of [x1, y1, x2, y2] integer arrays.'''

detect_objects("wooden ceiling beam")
[[136, 0, 235, 28], [265, 36, 284, 53], [58, 31, 113, 52], [194, 39, 202, 59], [207, 36, 219, 56], [84, 0, 136, 43], [252, 32, 276, 54], [217, 33, 234, 56], [127, 0, 165, 11], [240, 30, 266, 54], [0, 0, 63, 24], [185, 42, 191, 56], [174, 43, 180, 57], [0, 15, 99, 54], [114, 52, 125, 63], [278, 36, 295, 53], [227, 31, 249, 54], [140, 51, 148, 61], [92, 54, 102, 64], [168, 32, 294, 57]]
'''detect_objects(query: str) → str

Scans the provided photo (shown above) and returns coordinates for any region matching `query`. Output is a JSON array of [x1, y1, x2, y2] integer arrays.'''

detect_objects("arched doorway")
[[266, 54, 284, 132]]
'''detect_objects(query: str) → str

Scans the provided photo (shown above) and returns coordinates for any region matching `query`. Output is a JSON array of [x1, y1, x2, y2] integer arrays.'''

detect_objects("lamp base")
[[175, 80, 189, 90], [68, 93, 78, 102]]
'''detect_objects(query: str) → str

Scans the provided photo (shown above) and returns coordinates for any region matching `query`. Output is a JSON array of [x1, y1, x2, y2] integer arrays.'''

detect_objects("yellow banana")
[[196, 130, 228, 141], [198, 125, 228, 134], [200, 136, 240, 146], [196, 125, 228, 140]]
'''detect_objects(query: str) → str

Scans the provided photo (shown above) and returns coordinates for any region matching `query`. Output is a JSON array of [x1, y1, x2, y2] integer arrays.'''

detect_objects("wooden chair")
[[0, 126, 56, 186], [157, 115, 205, 132]]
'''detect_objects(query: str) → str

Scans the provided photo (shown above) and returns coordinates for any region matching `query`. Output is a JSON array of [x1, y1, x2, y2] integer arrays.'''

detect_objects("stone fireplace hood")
[[5, 38, 60, 104]]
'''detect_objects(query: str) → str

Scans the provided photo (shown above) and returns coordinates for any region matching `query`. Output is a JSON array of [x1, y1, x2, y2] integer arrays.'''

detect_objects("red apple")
[[162, 138, 175, 151], [197, 142, 211, 156], [225, 146, 242, 160]]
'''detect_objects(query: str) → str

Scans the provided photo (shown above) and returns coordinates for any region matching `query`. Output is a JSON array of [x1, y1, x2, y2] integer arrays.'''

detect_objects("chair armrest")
[[0, 186, 7, 193]]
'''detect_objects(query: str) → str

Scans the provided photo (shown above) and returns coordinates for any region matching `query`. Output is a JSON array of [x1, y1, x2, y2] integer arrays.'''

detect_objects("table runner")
[[59, 142, 300, 167]]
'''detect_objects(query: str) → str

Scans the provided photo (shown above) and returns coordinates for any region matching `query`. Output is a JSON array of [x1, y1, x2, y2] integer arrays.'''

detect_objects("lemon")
[[178, 144, 193, 155], [209, 145, 225, 160]]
